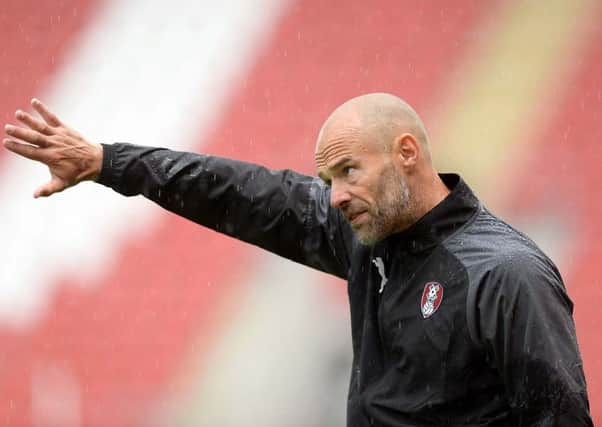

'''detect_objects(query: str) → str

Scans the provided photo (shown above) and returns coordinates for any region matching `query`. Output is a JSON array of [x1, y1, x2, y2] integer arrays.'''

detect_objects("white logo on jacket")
[[372, 257, 388, 294]]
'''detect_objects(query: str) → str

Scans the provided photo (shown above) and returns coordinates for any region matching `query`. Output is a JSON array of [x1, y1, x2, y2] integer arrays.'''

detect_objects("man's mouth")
[[347, 211, 368, 226]]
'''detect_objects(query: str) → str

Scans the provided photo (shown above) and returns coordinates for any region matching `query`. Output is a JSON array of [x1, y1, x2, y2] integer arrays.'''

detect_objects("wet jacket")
[[97, 143, 593, 426]]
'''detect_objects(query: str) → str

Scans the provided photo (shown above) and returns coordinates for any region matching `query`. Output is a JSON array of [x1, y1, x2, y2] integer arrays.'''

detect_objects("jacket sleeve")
[[96, 142, 354, 279], [473, 254, 593, 426]]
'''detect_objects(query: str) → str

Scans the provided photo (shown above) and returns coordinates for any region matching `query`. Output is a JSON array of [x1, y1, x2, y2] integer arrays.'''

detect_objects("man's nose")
[[330, 182, 351, 209]]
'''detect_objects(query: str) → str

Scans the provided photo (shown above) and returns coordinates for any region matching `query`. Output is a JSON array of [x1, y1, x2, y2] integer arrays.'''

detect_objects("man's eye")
[[343, 166, 355, 176]]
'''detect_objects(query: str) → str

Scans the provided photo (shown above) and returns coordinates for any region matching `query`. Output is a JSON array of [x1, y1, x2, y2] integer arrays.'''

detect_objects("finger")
[[4, 124, 50, 147], [34, 178, 65, 198], [3, 138, 48, 162], [31, 98, 62, 127], [15, 109, 54, 135]]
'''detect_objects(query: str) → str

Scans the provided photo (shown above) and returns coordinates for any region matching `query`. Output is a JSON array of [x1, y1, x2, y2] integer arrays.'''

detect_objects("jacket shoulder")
[[444, 207, 571, 345], [444, 207, 559, 278]]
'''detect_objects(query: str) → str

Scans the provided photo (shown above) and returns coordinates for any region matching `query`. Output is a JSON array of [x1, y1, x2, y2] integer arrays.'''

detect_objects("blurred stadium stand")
[[0, 0, 600, 425]]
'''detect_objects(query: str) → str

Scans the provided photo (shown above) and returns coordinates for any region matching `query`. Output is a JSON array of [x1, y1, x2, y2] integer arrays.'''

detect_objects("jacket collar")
[[382, 173, 480, 253]]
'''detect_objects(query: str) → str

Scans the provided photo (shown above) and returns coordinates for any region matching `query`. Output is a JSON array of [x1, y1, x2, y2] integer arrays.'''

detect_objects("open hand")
[[3, 99, 103, 198]]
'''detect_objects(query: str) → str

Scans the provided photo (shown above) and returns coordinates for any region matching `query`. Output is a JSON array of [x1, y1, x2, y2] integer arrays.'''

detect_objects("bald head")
[[313, 93, 448, 243], [316, 93, 430, 165]]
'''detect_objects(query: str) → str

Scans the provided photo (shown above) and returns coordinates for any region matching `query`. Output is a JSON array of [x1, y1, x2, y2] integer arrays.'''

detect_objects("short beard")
[[355, 165, 412, 245]]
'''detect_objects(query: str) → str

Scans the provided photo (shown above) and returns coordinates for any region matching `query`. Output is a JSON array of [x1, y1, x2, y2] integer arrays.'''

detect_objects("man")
[[3, 94, 593, 426]]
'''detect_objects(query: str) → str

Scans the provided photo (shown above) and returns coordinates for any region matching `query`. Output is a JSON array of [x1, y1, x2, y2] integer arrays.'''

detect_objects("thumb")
[[34, 177, 66, 198]]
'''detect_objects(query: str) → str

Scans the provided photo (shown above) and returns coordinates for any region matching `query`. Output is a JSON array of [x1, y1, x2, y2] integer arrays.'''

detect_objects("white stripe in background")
[[158, 254, 351, 427], [0, 0, 288, 328]]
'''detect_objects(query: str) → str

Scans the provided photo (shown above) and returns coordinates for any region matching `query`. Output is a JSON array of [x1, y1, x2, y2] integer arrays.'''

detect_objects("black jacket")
[[98, 143, 593, 426]]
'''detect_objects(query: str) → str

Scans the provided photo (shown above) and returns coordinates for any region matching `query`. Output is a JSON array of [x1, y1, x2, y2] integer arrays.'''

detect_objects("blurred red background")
[[1, 0, 600, 425]]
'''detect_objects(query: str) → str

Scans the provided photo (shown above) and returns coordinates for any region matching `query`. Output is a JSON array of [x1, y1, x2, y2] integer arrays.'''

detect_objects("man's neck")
[[400, 173, 451, 232]]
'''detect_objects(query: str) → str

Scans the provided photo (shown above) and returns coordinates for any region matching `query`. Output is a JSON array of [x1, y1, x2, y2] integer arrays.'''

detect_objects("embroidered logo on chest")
[[420, 282, 444, 318]]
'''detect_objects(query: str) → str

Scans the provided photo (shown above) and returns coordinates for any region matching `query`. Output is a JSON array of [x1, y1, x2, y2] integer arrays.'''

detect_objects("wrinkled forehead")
[[314, 126, 364, 171], [314, 113, 364, 170]]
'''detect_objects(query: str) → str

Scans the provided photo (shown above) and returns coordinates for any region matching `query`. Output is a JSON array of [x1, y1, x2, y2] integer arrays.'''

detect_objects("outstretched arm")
[[3, 98, 103, 198], [4, 100, 354, 278], [97, 143, 353, 278]]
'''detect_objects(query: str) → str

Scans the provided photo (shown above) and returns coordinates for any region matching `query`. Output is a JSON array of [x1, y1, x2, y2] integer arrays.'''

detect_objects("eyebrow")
[[317, 156, 352, 184], [327, 156, 352, 172]]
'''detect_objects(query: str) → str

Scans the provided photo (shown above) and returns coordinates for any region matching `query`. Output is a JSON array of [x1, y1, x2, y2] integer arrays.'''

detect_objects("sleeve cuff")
[[95, 143, 117, 187]]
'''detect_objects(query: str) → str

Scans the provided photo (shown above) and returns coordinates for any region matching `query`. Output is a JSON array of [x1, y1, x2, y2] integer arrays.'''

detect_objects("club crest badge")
[[421, 282, 444, 319]]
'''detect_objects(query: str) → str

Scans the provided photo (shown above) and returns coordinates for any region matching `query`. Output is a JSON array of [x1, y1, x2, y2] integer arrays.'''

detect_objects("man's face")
[[315, 125, 412, 245]]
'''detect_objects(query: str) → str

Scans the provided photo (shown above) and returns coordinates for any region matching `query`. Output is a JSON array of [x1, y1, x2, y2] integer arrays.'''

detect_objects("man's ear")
[[393, 133, 420, 168]]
